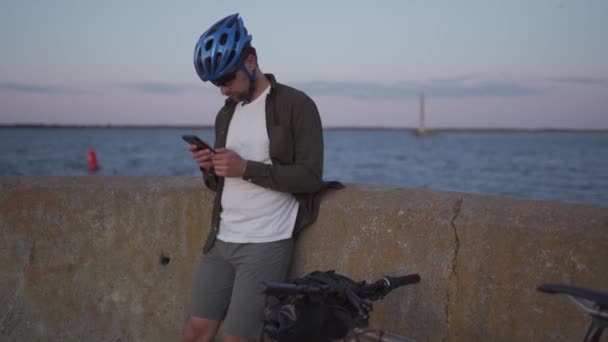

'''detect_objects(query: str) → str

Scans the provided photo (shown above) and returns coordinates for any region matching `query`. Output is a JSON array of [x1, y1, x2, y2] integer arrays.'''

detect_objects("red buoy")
[[87, 149, 99, 171]]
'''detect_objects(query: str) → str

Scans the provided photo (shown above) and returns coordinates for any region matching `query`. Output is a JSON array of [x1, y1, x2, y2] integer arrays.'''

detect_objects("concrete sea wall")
[[1, 177, 607, 341]]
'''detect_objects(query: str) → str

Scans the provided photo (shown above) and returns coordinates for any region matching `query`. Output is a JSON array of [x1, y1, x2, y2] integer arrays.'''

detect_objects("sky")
[[0, 0, 607, 129]]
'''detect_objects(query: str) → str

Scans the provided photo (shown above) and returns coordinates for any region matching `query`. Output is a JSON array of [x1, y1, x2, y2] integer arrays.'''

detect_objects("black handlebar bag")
[[262, 271, 367, 342]]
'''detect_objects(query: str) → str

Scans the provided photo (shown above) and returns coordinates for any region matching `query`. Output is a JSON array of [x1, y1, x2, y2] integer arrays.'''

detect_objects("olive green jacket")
[[201, 74, 343, 253]]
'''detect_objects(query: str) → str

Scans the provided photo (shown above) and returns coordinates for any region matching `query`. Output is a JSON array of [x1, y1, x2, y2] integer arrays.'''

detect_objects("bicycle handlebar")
[[258, 273, 420, 300], [538, 283, 608, 342], [538, 283, 608, 307], [384, 274, 421, 290]]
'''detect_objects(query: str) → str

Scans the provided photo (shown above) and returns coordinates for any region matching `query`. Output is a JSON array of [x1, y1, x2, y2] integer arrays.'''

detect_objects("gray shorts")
[[189, 238, 293, 339]]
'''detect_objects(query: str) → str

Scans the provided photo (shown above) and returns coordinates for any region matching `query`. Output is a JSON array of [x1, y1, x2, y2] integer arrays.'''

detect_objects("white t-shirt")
[[218, 86, 299, 243]]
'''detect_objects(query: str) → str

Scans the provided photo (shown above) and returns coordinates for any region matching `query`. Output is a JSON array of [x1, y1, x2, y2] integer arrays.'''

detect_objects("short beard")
[[237, 91, 249, 102]]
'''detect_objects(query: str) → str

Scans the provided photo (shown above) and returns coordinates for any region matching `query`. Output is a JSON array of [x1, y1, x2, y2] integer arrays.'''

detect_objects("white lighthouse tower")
[[418, 92, 426, 134]]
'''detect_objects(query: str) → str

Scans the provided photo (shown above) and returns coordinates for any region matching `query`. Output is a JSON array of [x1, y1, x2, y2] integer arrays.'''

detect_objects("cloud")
[[132, 82, 200, 94], [6, 74, 604, 100], [126, 82, 221, 96], [0, 81, 213, 96], [420, 79, 543, 98], [0, 82, 72, 94], [548, 77, 608, 86], [293, 77, 543, 100]]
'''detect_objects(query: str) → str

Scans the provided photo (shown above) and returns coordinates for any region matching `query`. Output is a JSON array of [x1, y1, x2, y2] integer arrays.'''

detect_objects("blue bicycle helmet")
[[194, 13, 253, 83]]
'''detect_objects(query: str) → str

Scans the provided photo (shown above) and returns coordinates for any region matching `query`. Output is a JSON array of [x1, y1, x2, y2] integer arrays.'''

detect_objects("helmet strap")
[[237, 61, 257, 104]]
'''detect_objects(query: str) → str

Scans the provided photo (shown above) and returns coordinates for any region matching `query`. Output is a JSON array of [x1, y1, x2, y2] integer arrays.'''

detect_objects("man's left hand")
[[212, 148, 247, 177]]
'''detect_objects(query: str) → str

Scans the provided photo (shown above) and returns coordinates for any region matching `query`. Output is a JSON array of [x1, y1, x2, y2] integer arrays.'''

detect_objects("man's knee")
[[182, 316, 220, 342], [222, 332, 256, 342]]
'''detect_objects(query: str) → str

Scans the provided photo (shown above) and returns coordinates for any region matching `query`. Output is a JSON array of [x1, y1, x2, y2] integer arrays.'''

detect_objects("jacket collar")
[[223, 73, 277, 106]]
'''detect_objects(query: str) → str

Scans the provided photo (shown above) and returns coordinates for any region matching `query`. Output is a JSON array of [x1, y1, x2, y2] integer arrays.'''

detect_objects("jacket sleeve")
[[242, 96, 324, 194], [199, 107, 225, 192]]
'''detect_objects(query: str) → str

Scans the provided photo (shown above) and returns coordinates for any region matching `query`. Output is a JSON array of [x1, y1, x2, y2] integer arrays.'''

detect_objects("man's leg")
[[221, 239, 294, 342], [183, 242, 235, 342], [182, 316, 220, 342]]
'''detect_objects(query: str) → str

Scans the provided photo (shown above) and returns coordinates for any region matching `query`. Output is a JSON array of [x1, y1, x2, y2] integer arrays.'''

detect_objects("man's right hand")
[[188, 144, 215, 171]]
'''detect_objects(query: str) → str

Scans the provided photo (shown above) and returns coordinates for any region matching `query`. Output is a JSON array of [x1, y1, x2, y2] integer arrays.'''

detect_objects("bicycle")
[[538, 283, 608, 342], [257, 270, 420, 342], [257, 271, 607, 342]]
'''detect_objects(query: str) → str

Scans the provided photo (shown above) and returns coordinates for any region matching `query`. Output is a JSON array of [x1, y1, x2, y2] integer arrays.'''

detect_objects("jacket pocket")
[[268, 125, 293, 163]]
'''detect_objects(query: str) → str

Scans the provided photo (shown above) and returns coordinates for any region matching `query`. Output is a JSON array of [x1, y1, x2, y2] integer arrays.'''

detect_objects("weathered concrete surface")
[[0, 177, 212, 342], [0, 177, 607, 341], [446, 194, 608, 342]]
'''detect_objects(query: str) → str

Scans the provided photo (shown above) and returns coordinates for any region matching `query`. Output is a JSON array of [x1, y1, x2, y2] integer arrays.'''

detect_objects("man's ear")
[[244, 54, 257, 72]]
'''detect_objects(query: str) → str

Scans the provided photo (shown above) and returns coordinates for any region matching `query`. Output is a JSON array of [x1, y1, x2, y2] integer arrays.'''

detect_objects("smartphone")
[[182, 134, 215, 153]]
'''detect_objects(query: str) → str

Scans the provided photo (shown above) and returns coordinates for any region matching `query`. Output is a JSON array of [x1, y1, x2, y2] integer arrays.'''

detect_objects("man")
[[182, 13, 342, 342]]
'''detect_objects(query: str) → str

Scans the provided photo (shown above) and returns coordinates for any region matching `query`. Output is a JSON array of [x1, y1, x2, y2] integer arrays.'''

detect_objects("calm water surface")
[[1, 128, 606, 205]]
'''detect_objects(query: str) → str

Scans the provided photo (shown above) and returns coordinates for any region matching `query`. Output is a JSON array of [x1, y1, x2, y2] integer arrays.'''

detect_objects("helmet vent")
[[205, 39, 214, 51], [220, 33, 228, 45], [214, 53, 223, 68], [227, 50, 236, 65]]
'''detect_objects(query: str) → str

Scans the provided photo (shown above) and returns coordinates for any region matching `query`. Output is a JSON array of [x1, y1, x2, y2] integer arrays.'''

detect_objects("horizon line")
[[1, 123, 607, 134]]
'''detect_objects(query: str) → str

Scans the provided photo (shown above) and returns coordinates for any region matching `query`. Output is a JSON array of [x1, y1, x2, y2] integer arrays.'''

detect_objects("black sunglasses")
[[211, 68, 239, 87]]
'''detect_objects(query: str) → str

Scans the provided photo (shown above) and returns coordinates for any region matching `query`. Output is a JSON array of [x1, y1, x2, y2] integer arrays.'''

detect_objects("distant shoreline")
[[1, 124, 607, 134]]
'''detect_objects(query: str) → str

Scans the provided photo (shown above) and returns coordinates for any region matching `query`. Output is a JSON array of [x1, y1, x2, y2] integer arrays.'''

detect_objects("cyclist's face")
[[216, 68, 249, 101], [215, 54, 256, 101]]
